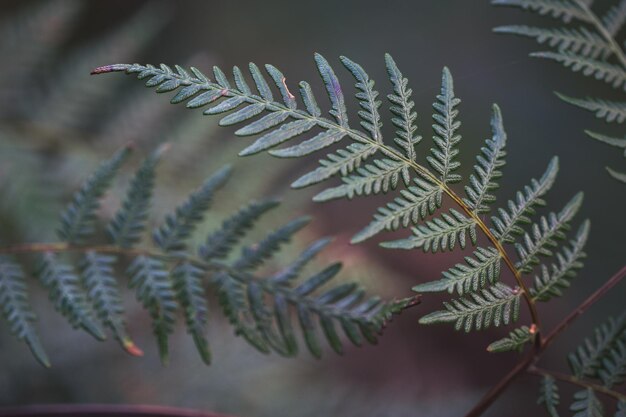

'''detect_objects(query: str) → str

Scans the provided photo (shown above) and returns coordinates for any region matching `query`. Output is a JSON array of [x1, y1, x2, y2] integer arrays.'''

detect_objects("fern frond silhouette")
[[0, 145, 415, 367], [94, 53, 589, 352], [493, 0, 626, 182]]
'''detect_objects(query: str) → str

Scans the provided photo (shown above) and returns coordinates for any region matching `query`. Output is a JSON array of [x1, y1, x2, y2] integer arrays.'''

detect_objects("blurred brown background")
[[0, 1, 624, 416]]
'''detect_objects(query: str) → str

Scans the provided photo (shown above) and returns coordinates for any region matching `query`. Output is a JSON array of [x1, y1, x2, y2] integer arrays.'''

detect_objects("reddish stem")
[[0, 404, 234, 417], [464, 264, 626, 417]]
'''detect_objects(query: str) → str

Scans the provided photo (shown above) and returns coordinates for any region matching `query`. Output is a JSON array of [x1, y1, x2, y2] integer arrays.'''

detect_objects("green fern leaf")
[[530, 220, 589, 301], [488, 325, 533, 352], [314, 53, 349, 127], [492, 156, 559, 243], [313, 158, 407, 201], [37, 252, 105, 340], [292, 143, 377, 188], [80, 251, 139, 355], [0, 256, 49, 367], [108, 145, 165, 248], [153, 165, 231, 253], [270, 237, 333, 284], [172, 261, 211, 364], [493, 25, 611, 59], [419, 283, 521, 332], [601, 0, 626, 37], [492, 0, 593, 23], [531, 51, 626, 91], [233, 217, 310, 271], [598, 339, 626, 388], [383, 208, 477, 252], [351, 177, 442, 243], [464, 104, 507, 214], [570, 388, 604, 417], [538, 374, 561, 417], [428, 67, 462, 185], [385, 53, 421, 162], [127, 255, 177, 365], [414, 247, 502, 295], [607, 166, 626, 183], [340, 56, 382, 142], [58, 146, 131, 244], [568, 313, 626, 378], [200, 199, 279, 260], [515, 192, 584, 273], [555, 93, 626, 123], [585, 130, 626, 153]]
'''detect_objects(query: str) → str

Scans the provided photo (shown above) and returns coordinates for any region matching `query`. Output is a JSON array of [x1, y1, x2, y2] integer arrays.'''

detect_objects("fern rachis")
[[93, 52, 594, 354]]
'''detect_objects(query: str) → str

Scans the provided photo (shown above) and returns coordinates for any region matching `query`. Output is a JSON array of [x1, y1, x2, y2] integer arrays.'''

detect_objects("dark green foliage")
[[37, 252, 105, 340], [0, 256, 49, 367], [0, 148, 414, 366], [494, 0, 626, 182], [487, 325, 533, 353], [538, 375, 560, 417], [99, 53, 589, 351], [58, 146, 131, 244], [536, 313, 626, 417]]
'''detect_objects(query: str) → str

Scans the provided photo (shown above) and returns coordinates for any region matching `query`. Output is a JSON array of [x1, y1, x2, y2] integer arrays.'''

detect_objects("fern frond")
[[58, 146, 131, 244], [413, 247, 502, 295], [515, 192, 584, 273], [313, 158, 407, 201], [0, 256, 49, 367], [538, 375, 561, 417], [385, 53, 421, 162], [153, 165, 231, 253], [607, 166, 626, 183], [555, 93, 626, 123], [487, 325, 534, 352], [292, 143, 377, 188], [597, 339, 626, 388], [419, 283, 521, 332], [127, 255, 177, 365], [340, 56, 383, 142], [172, 261, 210, 364], [80, 251, 139, 356], [269, 237, 333, 284], [492, 0, 593, 23], [492, 156, 559, 244], [568, 313, 626, 379], [199, 199, 279, 260], [428, 67, 462, 185], [531, 51, 626, 90], [383, 208, 477, 252], [602, 0, 626, 37], [351, 177, 441, 243], [37, 252, 105, 340], [464, 104, 507, 214], [585, 130, 626, 153], [96, 54, 589, 347], [530, 220, 589, 302], [108, 145, 165, 248], [570, 388, 604, 417], [493, 25, 612, 59]]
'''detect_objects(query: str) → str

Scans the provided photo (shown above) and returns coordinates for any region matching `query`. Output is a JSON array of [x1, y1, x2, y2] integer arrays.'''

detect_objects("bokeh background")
[[0, 1, 624, 416]]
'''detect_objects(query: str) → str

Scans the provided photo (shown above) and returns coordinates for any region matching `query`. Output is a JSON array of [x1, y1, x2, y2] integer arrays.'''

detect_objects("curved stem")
[[463, 264, 626, 417], [528, 366, 626, 402], [93, 65, 538, 334], [575, 0, 626, 69]]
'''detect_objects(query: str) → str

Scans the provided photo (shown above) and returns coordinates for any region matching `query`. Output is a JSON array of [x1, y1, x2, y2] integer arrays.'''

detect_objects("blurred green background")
[[0, 1, 624, 416]]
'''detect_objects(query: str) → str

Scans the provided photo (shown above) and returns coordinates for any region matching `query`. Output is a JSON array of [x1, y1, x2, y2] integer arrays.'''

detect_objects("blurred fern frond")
[[0, 146, 416, 367], [531, 312, 626, 417], [95, 53, 589, 352], [493, 0, 626, 182]]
